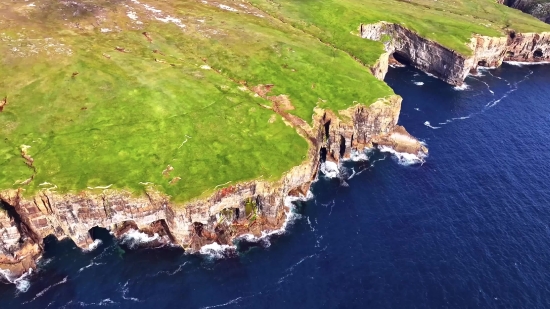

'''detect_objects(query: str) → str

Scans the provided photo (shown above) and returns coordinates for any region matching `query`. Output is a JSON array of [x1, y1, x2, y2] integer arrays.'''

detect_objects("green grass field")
[[1, 0, 548, 204]]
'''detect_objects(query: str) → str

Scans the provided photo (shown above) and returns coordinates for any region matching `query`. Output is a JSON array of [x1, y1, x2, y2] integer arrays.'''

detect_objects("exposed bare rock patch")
[[162, 165, 174, 177], [0, 97, 6, 112]]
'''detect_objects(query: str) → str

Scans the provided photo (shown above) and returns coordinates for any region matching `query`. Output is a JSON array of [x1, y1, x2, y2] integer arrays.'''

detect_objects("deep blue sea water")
[[2, 63, 550, 308]]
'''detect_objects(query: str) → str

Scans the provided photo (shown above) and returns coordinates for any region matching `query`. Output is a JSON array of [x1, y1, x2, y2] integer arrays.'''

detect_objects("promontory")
[[1, 0, 549, 279]]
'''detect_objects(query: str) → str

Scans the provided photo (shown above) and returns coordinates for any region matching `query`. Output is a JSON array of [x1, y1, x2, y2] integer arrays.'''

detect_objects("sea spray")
[[453, 83, 470, 91], [0, 268, 32, 293], [119, 229, 164, 249], [378, 145, 426, 166], [84, 239, 103, 252], [232, 192, 312, 249], [199, 243, 236, 259], [319, 161, 340, 178]]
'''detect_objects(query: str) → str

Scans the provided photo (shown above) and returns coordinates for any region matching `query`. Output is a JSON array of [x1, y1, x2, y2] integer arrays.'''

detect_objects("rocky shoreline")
[[362, 22, 550, 85], [0, 93, 426, 281], [1, 21, 549, 282]]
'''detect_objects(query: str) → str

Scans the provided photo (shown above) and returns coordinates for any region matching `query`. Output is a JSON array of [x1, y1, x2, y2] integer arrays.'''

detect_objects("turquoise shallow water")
[[2, 63, 550, 308]]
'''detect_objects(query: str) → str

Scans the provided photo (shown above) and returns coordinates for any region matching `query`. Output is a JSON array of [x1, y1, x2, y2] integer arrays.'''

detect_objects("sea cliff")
[[0, 94, 427, 279], [362, 22, 550, 85], [2, 0, 550, 283]]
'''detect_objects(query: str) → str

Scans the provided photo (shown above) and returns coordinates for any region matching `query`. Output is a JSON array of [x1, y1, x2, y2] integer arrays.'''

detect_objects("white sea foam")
[[120, 229, 160, 249], [24, 276, 67, 303], [319, 161, 339, 178], [414, 107, 420, 111], [424, 71, 437, 78], [389, 63, 406, 68], [505, 61, 550, 67], [83, 239, 102, 252], [200, 297, 243, 309], [235, 192, 311, 247], [453, 83, 469, 91], [121, 281, 140, 302], [0, 268, 32, 293], [378, 146, 426, 166], [78, 261, 105, 273], [199, 242, 235, 259], [277, 253, 316, 284], [424, 121, 441, 129], [469, 76, 494, 95], [349, 149, 370, 162], [413, 81, 424, 86]]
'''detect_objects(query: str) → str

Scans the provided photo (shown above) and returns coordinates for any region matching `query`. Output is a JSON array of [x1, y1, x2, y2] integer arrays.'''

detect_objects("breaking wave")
[[424, 121, 441, 129], [235, 192, 311, 248], [378, 146, 426, 166], [453, 83, 470, 91], [199, 243, 236, 259], [0, 268, 32, 293], [119, 229, 162, 249], [84, 239, 103, 252], [349, 149, 370, 162], [319, 161, 339, 178], [413, 81, 424, 86]]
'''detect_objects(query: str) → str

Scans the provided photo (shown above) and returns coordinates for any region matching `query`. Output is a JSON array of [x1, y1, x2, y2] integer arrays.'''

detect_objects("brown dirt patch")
[[162, 165, 174, 177], [268, 94, 294, 111], [0, 96, 6, 112], [252, 84, 274, 97]]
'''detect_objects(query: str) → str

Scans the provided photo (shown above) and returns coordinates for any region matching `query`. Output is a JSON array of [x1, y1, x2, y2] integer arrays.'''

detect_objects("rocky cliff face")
[[0, 202, 41, 278], [362, 22, 550, 85], [505, 0, 550, 24], [0, 93, 426, 279]]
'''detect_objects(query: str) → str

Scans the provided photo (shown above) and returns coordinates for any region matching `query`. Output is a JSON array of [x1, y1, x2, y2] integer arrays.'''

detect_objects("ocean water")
[[2, 63, 550, 308]]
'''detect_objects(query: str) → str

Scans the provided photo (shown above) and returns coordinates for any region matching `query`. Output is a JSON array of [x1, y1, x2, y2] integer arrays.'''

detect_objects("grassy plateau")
[[1, 0, 549, 204]]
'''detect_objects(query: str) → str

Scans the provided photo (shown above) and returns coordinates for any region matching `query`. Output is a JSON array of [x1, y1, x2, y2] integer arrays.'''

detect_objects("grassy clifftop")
[[250, 0, 550, 63], [1, 0, 548, 204]]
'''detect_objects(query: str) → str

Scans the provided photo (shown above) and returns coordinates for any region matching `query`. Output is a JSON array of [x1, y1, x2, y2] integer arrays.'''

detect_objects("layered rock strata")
[[0, 94, 426, 279], [362, 22, 550, 85]]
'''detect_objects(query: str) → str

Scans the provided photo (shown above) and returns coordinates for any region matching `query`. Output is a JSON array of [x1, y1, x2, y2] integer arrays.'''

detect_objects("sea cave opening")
[[319, 147, 327, 163], [339, 135, 346, 158], [533, 48, 543, 59], [392, 51, 412, 65]]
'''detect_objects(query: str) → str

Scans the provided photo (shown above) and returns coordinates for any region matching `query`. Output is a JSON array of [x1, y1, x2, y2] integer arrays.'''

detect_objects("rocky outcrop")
[[362, 22, 550, 85], [505, 0, 550, 24], [0, 202, 41, 279], [318, 96, 427, 164], [0, 93, 426, 279]]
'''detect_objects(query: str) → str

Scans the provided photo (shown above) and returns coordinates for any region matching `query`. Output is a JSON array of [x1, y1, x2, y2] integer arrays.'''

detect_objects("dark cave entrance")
[[339, 135, 346, 158], [533, 49, 543, 59], [478, 59, 488, 67], [319, 147, 327, 163], [392, 51, 411, 65]]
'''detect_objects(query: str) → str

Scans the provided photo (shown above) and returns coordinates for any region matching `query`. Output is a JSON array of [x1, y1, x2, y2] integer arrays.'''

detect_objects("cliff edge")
[[1, 0, 550, 283]]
